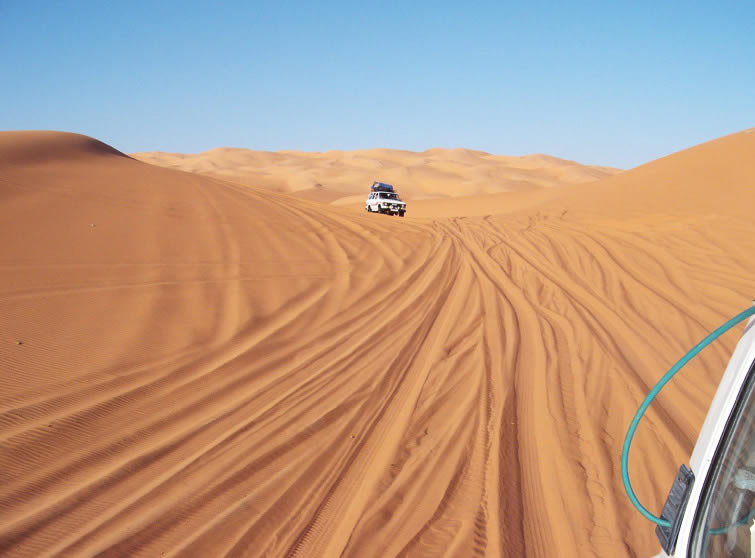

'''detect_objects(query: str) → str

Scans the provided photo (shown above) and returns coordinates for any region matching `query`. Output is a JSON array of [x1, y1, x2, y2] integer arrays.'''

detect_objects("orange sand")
[[131, 146, 620, 204], [1, 129, 754, 557]]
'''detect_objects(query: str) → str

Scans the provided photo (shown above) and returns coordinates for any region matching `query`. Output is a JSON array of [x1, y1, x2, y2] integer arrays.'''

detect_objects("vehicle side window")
[[690, 360, 755, 556]]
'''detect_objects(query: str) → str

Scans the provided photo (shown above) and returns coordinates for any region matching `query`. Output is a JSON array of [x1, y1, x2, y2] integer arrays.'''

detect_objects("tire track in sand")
[[3, 152, 755, 558]]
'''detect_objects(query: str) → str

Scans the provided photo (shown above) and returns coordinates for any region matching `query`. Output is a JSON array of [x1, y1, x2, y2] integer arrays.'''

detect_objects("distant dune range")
[[1, 128, 754, 557], [131, 146, 621, 207]]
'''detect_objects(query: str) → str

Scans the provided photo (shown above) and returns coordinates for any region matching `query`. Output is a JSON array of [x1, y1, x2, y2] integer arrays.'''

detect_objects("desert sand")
[[1, 128, 754, 557], [131, 146, 620, 205]]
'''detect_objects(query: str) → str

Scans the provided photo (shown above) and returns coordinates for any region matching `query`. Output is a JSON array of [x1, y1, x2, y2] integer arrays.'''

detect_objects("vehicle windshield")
[[691, 359, 755, 556], [380, 193, 399, 200]]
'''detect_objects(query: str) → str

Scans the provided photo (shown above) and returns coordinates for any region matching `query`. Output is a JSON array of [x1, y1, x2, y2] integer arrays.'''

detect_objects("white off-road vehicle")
[[365, 182, 406, 217]]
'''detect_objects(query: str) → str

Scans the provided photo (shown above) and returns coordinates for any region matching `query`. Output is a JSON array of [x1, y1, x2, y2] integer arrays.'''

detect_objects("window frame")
[[688, 357, 755, 556]]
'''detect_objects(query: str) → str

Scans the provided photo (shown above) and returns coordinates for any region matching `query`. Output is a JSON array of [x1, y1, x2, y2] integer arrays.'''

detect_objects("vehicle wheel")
[[367, 205, 372, 212], [399, 211, 405, 217], [378, 206, 384, 214]]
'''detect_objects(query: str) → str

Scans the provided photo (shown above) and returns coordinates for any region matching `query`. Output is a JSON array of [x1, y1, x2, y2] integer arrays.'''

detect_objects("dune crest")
[[408, 127, 755, 219], [1, 130, 754, 557], [0, 131, 127, 166], [131, 145, 621, 203]]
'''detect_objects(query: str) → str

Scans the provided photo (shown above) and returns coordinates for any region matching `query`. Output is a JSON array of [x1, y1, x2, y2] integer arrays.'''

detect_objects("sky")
[[1, 1, 753, 169]]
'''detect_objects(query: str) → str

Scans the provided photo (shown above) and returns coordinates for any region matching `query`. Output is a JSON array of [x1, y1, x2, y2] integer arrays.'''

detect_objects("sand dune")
[[131, 146, 620, 203], [1, 129, 754, 557]]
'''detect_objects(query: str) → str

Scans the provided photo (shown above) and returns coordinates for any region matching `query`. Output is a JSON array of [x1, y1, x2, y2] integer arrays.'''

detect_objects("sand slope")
[[131, 146, 620, 204], [1, 129, 754, 557]]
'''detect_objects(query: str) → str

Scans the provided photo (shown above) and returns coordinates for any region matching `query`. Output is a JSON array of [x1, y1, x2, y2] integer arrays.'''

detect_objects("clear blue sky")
[[1, 1, 753, 168]]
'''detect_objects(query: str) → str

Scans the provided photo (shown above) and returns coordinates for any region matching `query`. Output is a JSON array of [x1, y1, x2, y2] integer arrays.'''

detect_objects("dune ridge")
[[1, 130, 754, 557], [131, 145, 621, 204], [0, 131, 127, 166]]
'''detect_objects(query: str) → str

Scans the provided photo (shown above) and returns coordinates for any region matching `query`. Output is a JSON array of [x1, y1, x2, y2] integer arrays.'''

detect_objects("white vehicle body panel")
[[656, 306, 755, 556]]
